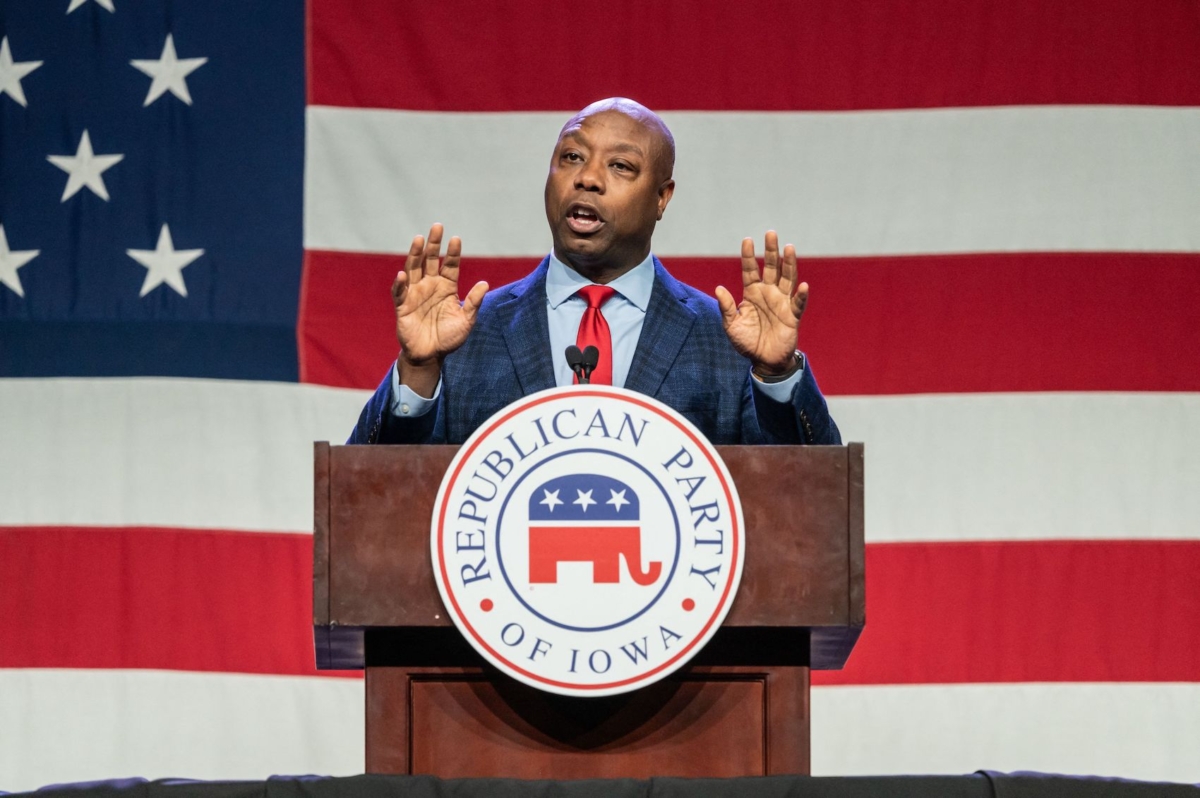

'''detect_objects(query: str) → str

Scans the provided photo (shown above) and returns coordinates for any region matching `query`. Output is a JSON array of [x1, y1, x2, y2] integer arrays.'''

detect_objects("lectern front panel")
[[365, 665, 810, 777]]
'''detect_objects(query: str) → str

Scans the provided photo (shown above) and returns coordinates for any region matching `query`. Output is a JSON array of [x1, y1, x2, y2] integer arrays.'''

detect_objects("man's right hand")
[[393, 223, 489, 398]]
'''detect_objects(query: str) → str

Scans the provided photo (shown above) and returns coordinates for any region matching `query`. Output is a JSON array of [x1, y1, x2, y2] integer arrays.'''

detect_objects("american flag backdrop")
[[2, 0, 1200, 791]]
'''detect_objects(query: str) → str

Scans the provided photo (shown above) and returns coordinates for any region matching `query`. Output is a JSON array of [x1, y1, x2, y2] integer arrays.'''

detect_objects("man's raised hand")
[[714, 231, 808, 377], [393, 224, 488, 394]]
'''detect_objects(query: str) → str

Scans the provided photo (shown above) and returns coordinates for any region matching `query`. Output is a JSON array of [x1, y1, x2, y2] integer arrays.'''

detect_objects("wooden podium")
[[313, 442, 863, 778]]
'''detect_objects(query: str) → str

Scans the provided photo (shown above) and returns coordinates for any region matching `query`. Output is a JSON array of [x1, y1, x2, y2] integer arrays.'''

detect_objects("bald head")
[[560, 97, 676, 183], [544, 97, 677, 281]]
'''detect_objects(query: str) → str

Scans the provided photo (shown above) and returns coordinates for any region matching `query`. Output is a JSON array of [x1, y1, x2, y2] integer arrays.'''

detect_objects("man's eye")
[[564, 152, 582, 162], [612, 162, 631, 172]]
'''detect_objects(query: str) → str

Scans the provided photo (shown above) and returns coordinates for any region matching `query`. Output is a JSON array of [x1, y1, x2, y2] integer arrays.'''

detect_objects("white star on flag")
[[67, 0, 115, 13], [606, 489, 630, 512], [539, 489, 563, 512], [0, 37, 43, 108], [0, 225, 39, 298], [573, 489, 596, 512], [131, 34, 208, 107], [127, 224, 204, 298], [47, 130, 124, 202]]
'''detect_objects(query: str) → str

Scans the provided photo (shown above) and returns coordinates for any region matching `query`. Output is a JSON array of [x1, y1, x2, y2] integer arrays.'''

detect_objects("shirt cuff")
[[389, 361, 442, 417], [750, 354, 805, 403]]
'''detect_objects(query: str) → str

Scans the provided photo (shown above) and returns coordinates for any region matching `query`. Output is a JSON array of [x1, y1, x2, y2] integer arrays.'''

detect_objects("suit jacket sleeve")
[[346, 363, 447, 444], [743, 357, 842, 445]]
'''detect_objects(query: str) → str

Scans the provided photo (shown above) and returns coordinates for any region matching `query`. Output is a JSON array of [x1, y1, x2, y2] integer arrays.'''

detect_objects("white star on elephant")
[[606, 489, 630, 512], [539, 489, 563, 512], [573, 489, 596, 512]]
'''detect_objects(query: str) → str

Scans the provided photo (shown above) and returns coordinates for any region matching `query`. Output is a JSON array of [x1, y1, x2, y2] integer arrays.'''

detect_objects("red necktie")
[[574, 285, 617, 385]]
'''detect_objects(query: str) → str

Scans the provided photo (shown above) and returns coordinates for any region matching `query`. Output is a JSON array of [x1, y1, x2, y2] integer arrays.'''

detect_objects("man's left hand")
[[715, 231, 808, 377]]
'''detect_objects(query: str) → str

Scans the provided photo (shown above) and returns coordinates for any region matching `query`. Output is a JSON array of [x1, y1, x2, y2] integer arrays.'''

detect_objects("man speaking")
[[349, 98, 840, 447]]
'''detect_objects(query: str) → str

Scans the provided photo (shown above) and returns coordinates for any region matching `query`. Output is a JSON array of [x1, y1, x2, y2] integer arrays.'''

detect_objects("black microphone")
[[564, 345, 588, 384], [581, 345, 600, 382]]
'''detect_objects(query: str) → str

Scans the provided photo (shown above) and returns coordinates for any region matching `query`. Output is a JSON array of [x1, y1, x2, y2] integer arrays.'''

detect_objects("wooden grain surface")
[[366, 665, 811, 777], [317, 445, 862, 638]]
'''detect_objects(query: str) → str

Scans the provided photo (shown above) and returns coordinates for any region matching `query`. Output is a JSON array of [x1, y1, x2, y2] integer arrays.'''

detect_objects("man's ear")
[[657, 179, 675, 220]]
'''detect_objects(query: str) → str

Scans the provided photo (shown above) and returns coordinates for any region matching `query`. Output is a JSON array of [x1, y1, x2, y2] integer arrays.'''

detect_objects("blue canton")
[[0, 0, 304, 379]]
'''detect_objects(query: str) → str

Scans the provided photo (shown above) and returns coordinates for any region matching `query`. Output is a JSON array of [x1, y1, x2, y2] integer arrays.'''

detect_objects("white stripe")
[[828, 392, 1200, 543], [812, 682, 1200, 782], [3, 673, 1196, 788], [0, 378, 369, 533], [2, 380, 1198, 541], [304, 106, 1200, 257], [0, 669, 363, 793]]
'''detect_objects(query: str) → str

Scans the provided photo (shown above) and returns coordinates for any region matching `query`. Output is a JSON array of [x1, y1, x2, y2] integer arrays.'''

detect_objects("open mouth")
[[565, 204, 605, 234]]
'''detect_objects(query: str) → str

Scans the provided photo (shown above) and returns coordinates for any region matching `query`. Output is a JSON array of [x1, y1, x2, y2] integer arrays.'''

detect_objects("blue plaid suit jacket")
[[349, 257, 840, 446]]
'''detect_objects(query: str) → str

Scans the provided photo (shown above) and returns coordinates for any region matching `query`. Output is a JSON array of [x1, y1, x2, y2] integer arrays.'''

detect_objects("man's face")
[[544, 110, 674, 276]]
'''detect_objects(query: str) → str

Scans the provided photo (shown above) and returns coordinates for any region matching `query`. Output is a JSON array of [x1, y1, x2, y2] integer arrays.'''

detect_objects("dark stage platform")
[[10, 773, 1199, 798]]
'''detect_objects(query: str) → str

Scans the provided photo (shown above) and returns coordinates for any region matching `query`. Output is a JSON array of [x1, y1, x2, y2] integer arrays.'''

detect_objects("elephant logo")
[[527, 474, 662, 586]]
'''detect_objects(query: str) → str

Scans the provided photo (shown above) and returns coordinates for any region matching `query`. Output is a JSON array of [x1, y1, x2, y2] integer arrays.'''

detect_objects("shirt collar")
[[546, 250, 655, 313]]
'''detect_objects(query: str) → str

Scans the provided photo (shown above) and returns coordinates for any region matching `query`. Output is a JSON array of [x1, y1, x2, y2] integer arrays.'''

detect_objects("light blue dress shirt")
[[390, 252, 800, 416], [545, 249, 654, 389]]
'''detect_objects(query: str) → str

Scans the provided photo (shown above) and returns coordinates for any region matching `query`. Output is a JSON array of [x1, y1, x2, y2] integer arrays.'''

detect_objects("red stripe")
[[309, 0, 1200, 111], [814, 540, 1200, 686], [298, 250, 1200, 394], [298, 252, 539, 388], [0, 526, 357, 678], [4, 527, 1197, 683]]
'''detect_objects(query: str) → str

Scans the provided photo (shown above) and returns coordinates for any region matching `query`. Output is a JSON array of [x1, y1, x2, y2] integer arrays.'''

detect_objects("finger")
[[462, 280, 490, 322], [714, 285, 740, 325], [441, 236, 463, 285], [740, 237, 760, 289], [762, 230, 780, 286], [779, 243, 797, 296], [405, 234, 425, 286], [392, 270, 408, 306], [424, 223, 444, 278], [790, 281, 809, 321]]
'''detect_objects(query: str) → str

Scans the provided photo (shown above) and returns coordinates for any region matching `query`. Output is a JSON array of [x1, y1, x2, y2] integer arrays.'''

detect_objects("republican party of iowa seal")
[[431, 385, 745, 697]]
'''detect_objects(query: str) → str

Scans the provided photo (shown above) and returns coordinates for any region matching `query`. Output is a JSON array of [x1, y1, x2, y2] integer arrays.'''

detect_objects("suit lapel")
[[502, 257, 557, 395], [624, 258, 697, 397]]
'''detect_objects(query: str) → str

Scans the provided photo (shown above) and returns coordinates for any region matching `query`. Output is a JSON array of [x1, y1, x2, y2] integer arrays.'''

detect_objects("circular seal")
[[431, 385, 745, 697]]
